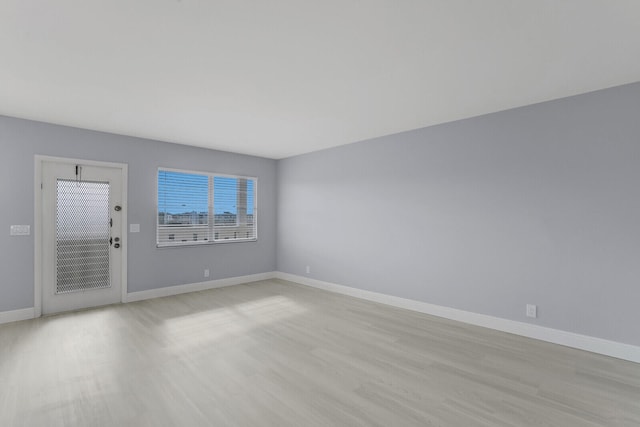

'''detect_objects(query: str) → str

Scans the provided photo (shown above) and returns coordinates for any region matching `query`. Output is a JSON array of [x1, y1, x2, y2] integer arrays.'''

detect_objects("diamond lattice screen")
[[56, 179, 111, 294]]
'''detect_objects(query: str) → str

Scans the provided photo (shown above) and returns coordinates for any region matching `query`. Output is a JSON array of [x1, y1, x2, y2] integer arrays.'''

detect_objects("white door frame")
[[34, 155, 128, 317]]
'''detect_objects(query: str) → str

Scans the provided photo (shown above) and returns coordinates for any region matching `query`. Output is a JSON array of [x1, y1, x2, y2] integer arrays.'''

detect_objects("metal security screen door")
[[56, 180, 111, 293], [41, 159, 125, 315]]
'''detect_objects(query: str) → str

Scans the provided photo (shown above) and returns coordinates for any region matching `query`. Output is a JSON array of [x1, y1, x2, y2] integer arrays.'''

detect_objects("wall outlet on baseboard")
[[305, 265, 311, 274], [204, 269, 210, 278], [526, 304, 537, 318]]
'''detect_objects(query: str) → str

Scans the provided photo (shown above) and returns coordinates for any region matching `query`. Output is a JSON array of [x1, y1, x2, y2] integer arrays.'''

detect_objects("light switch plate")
[[130, 224, 140, 233], [10, 225, 30, 236]]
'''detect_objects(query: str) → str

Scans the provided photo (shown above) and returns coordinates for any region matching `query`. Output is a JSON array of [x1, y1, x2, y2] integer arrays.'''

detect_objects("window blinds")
[[157, 169, 257, 246]]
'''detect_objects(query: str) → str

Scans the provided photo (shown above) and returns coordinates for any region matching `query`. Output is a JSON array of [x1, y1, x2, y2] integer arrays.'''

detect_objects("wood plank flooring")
[[1, 279, 639, 426]]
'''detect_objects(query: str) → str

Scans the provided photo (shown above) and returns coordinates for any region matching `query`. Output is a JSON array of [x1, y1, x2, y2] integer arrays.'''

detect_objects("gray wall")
[[0, 116, 277, 312], [3, 82, 639, 347], [277, 82, 640, 346]]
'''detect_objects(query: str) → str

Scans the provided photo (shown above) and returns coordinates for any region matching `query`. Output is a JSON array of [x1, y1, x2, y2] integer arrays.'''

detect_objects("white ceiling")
[[1, 1, 639, 159]]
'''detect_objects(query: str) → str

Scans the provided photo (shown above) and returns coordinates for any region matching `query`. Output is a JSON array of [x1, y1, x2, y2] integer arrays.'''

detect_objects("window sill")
[[156, 238, 258, 248]]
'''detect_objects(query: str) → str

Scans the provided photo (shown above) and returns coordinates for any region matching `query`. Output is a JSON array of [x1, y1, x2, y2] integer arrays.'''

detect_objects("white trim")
[[34, 155, 129, 317], [275, 272, 640, 364], [34, 156, 43, 318], [125, 272, 276, 303], [0, 308, 36, 325], [120, 162, 129, 304], [0, 272, 276, 324]]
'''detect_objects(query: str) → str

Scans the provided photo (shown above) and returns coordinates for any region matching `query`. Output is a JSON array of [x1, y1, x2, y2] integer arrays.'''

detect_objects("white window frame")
[[157, 167, 258, 247]]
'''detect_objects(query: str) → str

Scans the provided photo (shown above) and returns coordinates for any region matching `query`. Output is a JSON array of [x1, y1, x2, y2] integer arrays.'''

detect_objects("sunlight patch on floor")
[[162, 295, 308, 350]]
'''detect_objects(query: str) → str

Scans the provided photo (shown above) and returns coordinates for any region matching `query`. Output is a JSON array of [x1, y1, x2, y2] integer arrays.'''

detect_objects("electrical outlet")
[[526, 304, 537, 318], [305, 265, 310, 274], [204, 269, 210, 278]]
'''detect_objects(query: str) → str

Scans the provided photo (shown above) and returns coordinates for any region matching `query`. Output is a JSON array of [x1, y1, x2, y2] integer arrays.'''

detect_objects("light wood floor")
[[1, 279, 638, 426]]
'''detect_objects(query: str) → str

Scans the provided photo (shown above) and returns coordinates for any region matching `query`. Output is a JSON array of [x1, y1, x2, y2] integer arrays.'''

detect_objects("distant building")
[[158, 211, 253, 226]]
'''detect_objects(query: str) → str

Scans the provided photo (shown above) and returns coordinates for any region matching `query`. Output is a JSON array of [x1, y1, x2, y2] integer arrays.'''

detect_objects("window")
[[157, 168, 257, 247]]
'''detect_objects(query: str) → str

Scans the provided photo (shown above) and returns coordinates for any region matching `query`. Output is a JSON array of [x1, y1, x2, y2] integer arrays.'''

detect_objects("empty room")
[[1, 1, 639, 426]]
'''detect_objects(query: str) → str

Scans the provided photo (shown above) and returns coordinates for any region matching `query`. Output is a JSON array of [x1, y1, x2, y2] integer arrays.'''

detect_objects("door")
[[41, 160, 124, 315]]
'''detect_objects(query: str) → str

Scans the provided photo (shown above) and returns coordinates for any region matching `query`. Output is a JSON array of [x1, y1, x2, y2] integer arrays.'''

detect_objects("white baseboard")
[[275, 272, 640, 364], [125, 272, 277, 303], [1, 272, 276, 323], [0, 307, 36, 325]]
